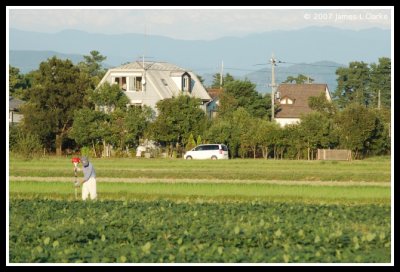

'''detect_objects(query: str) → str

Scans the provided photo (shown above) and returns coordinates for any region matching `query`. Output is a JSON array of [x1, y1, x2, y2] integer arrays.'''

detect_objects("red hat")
[[72, 157, 81, 163]]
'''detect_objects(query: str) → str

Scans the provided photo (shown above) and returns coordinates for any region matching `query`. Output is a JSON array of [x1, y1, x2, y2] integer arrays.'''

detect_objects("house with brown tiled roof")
[[274, 83, 331, 127]]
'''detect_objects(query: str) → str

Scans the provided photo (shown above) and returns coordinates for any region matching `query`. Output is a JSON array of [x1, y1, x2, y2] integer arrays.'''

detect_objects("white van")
[[184, 144, 229, 160]]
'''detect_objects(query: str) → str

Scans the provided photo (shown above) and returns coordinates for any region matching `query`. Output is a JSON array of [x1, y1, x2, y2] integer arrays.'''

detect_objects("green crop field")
[[8, 155, 392, 263], [9, 199, 390, 263]]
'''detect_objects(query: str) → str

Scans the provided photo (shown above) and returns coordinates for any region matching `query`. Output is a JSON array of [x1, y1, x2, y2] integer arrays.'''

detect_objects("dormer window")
[[182, 72, 191, 93], [280, 96, 295, 105]]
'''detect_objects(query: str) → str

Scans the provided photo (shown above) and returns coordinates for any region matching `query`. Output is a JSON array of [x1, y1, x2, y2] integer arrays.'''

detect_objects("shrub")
[[80, 146, 91, 157], [9, 124, 21, 150], [12, 132, 43, 159], [186, 133, 196, 151]]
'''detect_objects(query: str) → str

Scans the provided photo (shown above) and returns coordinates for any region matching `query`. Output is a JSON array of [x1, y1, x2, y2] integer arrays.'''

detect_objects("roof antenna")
[[142, 24, 147, 91]]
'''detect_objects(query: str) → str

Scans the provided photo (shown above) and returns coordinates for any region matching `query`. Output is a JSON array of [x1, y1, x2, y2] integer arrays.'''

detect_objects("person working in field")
[[75, 156, 97, 200]]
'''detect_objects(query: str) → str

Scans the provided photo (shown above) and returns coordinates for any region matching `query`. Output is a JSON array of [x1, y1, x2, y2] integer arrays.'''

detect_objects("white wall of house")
[[103, 72, 163, 110], [325, 87, 332, 101], [275, 118, 300, 127], [171, 76, 182, 91], [9, 111, 23, 123]]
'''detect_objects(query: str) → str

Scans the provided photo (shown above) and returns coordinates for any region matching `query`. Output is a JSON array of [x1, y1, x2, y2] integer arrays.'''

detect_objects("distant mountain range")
[[9, 26, 390, 93], [9, 50, 84, 73], [9, 50, 113, 74], [242, 60, 343, 94]]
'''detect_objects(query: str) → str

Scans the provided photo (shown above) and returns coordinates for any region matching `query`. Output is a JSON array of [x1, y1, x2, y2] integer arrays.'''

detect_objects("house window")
[[127, 104, 142, 110], [280, 97, 294, 105], [114, 77, 127, 91], [183, 77, 188, 90], [98, 105, 114, 113], [128, 76, 143, 92], [182, 73, 191, 93]]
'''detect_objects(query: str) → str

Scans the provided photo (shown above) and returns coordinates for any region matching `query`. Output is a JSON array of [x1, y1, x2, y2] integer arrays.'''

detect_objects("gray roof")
[[114, 61, 185, 72], [9, 97, 24, 110]]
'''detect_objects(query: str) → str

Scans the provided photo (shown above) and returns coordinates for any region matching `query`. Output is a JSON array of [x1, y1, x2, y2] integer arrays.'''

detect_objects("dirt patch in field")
[[8, 176, 390, 187]]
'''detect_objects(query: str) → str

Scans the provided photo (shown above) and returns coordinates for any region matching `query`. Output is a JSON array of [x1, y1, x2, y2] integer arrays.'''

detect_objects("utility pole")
[[220, 60, 224, 89], [269, 54, 278, 121], [378, 89, 381, 109]]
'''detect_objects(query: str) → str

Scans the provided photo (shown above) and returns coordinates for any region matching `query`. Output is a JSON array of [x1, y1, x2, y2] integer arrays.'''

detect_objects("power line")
[[189, 62, 390, 76], [279, 61, 343, 68]]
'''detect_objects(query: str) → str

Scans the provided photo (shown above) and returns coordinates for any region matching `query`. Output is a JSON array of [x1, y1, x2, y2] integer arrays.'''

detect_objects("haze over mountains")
[[9, 26, 390, 93]]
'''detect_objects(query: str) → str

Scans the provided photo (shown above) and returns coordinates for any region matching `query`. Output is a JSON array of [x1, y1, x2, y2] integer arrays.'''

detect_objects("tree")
[[369, 57, 391, 109], [78, 50, 107, 86], [333, 61, 370, 108], [334, 103, 385, 159], [21, 57, 91, 155], [274, 126, 289, 160], [195, 74, 205, 85], [205, 109, 246, 159], [284, 124, 305, 160], [283, 74, 314, 84], [9, 65, 30, 99], [240, 117, 260, 159], [308, 93, 337, 117], [107, 109, 129, 152], [89, 82, 129, 112], [217, 92, 239, 117], [368, 108, 390, 155], [79, 51, 107, 76], [11, 131, 43, 159], [149, 95, 208, 152], [204, 118, 233, 157], [211, 73, 235, 88], [299, 112, 332, 160], [124, 105, 155, 148], [256, 120, 282, 159], [70, 108, 108, 157], [186, 133, 196, 151], [219, 79, 269, 118], [196, 135, 202, 146]]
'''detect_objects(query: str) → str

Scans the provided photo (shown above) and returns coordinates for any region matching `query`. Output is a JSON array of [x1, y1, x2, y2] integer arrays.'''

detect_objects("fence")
[[317, 149, 352, 161]]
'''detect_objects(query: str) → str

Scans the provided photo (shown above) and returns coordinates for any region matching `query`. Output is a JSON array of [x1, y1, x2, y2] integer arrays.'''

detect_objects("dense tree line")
[[9, 54, 391, 159], [333, 57, 391, 109]]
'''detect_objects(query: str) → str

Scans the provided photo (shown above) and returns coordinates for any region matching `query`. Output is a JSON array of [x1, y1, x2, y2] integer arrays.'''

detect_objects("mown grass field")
[[10, 181, 390, 205], [9, 155, 391, 182], [8, 155, 392, 263]]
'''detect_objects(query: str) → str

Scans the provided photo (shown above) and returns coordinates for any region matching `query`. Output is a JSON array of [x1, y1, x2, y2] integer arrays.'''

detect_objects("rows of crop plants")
[[9, 198, 390, 263]]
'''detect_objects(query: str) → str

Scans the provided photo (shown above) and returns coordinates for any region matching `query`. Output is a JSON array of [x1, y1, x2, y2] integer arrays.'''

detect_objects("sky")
[[8, 7, 392, 40]]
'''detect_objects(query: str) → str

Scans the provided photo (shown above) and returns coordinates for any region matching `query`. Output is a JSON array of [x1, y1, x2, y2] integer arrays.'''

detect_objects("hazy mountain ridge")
[[9, 50, 113, 74], [9, 26, 390, 93], [10, 50, 84, 73]]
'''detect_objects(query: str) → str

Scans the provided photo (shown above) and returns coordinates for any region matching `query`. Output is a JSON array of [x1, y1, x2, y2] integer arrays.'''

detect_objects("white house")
[[274, 83, 332, 127], [98, 61, 211, 112], [9, 96, 24, 125]]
